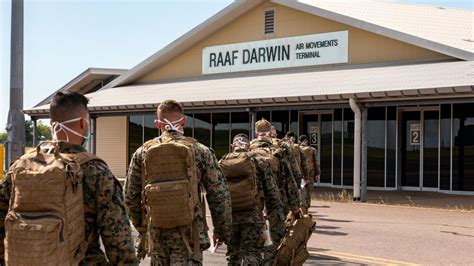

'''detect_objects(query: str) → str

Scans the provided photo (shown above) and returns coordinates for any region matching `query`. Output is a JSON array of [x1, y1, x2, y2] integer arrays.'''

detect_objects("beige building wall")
[[137, 2, 448, 83], [96, 116, 128, 179]]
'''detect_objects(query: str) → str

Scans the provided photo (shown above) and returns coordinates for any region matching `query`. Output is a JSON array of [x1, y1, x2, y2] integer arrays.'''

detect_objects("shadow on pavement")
[[317, 218, 353, 223], [316, 225, 341, 230], [315, 230, 348, 236], [440, 230, 474, 238]]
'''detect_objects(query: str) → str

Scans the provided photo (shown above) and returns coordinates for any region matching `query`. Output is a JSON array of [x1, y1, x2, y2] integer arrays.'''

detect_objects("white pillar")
[[349, 98, 361, 200]]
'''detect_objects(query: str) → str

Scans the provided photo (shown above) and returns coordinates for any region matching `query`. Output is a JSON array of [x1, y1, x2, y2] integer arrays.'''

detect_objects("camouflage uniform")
[[219, 149, 284, 266], [273, 138, 304, 186], [249, 139, 299, 265], [300, 145, 320, 212], [0, 144, 139, 265], [124, 131, 232, 265]]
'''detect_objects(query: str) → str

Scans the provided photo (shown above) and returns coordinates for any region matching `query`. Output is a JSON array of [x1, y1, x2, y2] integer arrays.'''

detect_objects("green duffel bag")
[[273, 214, 316, 266]]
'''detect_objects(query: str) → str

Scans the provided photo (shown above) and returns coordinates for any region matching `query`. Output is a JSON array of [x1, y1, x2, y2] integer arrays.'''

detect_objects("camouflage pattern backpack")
[[219, 152, 258, 211], [4, 142, 98, 266]]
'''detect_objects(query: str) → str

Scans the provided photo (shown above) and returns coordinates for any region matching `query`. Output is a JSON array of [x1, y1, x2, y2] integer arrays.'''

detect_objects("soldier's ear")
[[154, 119, 161, 128]]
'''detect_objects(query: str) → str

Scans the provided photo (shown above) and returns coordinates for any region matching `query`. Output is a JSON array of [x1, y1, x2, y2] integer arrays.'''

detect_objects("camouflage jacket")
[[124, 131, 232, 245], [0, 144, 139, 265], [290, 142, 309, 183], [219, 150, 284, 225], [301, 145, 320, 178], [249, 139, 299, 213]]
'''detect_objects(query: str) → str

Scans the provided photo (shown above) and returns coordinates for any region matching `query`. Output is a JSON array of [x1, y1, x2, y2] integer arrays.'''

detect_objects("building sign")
[[410, 124, 421, 145], [309, 126, 319, 146], [202, 31, 348, 75]]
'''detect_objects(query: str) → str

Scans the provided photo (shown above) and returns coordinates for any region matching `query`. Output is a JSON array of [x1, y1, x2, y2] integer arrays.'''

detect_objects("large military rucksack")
[[5, 141, 99, 266], [141, 136, 202, 259], [301, 146, 315, 174], [219, 152, 257, 211], [273, 213, 316, 266], [292, 144, 303, 174], [249, 144, 279, 175]]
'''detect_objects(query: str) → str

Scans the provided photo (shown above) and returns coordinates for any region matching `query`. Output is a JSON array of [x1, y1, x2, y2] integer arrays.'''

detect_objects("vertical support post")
[[250, 111, 256, 140], [7, 0, 25, 166], [349, 98, 361, 201], [361, 107, 368, 202], [90, 116, 97, 154], [32, 118, 37, 146]]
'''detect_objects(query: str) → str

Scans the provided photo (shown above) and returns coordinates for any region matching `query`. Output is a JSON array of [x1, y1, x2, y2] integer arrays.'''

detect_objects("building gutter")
[[349, 98, 361, 200]]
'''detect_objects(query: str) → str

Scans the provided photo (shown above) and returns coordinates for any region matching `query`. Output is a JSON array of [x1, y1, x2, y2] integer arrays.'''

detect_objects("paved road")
[[140, 201, 474, 265]]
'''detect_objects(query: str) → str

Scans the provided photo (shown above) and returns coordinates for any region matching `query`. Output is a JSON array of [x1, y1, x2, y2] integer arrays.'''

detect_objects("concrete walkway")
[[313, 187, 474, 211]]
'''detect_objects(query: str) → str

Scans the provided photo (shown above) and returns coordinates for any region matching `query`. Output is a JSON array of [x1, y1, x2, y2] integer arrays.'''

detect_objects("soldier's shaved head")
[[50, 92, 89, 122], [157, 100, 183, 120]]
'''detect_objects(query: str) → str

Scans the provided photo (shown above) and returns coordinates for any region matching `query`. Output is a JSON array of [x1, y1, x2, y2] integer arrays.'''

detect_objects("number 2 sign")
[[410, 124, 421, 145]]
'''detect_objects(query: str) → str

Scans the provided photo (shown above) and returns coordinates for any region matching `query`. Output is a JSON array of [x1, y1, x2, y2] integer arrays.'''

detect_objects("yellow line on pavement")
[[309, 250, 420, 265]]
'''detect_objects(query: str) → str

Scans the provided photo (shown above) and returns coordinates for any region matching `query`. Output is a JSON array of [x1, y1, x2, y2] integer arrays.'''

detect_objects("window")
[[213, 113, 231, 159], [183, 114, 194, 137], [144, 115, 159, 142], [440, 105, 451, 190], [264, 9, 275, 35], [128, 115, 144, 163], [333, 109, 342, 186], [343, 109, 354, 186], [367, 107, 386, 187], [231, 112, 250, 139], [194, 113, 212, 148], [452, 103, 474, 191], [272, 110, 290, 138], [386, 107, 397, 188]]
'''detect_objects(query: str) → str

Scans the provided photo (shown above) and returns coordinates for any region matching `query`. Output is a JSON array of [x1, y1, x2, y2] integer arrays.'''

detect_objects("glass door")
[[400, 108, 439, 191], [422, 110, 439, 190], [301, 111, 333, 185], [401, 111, 421, 188]]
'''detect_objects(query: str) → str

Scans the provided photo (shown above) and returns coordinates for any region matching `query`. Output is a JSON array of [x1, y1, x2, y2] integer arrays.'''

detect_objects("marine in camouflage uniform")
[[219, 134, 284, 266], [1, 91, 138, 265], [250, 119, 299, 265], [299, 135, 321, 214], [0, 144, 139, 265], [270, 129, 303, 190], [124, 100, 232, 266]]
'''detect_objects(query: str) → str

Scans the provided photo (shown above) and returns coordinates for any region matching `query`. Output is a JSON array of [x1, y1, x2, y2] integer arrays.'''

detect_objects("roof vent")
[[264, 9, 275, 35]]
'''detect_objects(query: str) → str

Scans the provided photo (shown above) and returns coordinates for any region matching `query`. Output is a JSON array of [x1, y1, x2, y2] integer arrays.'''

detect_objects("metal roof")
[[25, 61, 474, 116], [34, 68, 127, 107], [276, 0, 474, 60], [103, 0, 473, 90]]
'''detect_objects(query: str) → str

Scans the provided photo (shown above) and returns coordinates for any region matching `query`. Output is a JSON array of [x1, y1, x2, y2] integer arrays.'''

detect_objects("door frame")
[[398, 106, 440, 192], [299, 110, 333, 187]]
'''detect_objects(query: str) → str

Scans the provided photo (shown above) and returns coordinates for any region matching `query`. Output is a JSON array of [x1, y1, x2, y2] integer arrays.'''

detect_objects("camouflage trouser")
[[263, 212, 286, 266], [150, 229, 203, 266], [300, 172, 315, 212], [227, 224, 264, 266]]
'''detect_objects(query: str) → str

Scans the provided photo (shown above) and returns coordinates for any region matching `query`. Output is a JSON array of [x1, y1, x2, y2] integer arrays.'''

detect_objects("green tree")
[[0, 132, 6, 143], [25, 120, 52, 146]]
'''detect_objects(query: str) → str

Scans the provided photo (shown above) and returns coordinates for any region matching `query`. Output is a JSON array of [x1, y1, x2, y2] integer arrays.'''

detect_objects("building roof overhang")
[[34, 67, 127, 108], [25, 61, 474, 117]]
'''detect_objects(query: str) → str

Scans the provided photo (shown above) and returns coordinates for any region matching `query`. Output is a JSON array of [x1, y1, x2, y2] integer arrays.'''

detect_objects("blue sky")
[[0, 0, 472, 130]]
